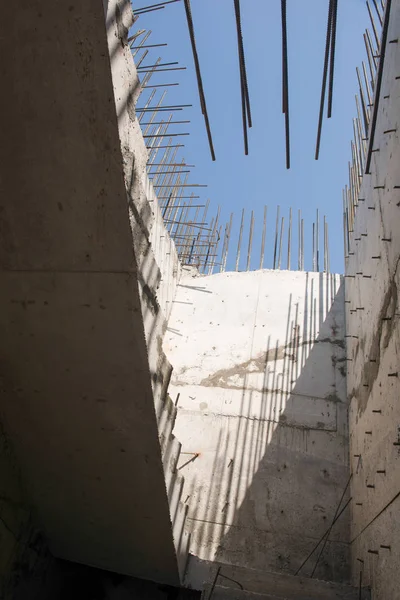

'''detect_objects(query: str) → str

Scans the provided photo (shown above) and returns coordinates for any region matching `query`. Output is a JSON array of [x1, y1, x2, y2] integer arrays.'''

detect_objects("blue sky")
[[132, 0, 371, 273]]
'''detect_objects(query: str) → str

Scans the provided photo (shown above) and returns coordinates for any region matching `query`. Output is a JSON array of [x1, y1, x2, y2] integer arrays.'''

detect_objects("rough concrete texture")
[[0, 0, 185, 585], [4, 550, 200, 600], [165, 268, 350, 582], [346, 1, 400, 597], [201, 585, 362, 600], [0, 424, 49, 599], [106, 0, 189, 576], [187, 557, 369, 600]]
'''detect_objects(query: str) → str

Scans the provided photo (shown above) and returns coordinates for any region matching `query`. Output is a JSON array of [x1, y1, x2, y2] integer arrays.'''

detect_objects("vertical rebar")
[[210, 225, 222, 274], [287, 207, 292, 270], [357, 67, 370, 131], [316, 209, 320, 272], [246, 211, 254, 271], [138, 89, 158, 124], [183, 0, 216, 160], [367, 1, 381, 50], [366, 0, 393, 174], [362, 61, 373, 108], [143, 90, 167, 136], [131, 31, 152, 57], [315, 0, 334, 159], [260, 206, 267, 270], [209, 207, 221, 275], [364, 32, 376, 88], [312, 222, 316, 271], [223, 213, 234, 272], [298, 209, 301, 270], [366, 28, 378, 68], [326, 221, 330, 273], [236, 208, 245, 271], [343, 194, 348, 259], [234, 0, 252, 155], [141, 57, 163, 89], [281, 0, 291, 168], [203, 216, 214, 274], [273, 205, 280, 269], [327, 0, 338, 118], [220, 222, 229, 273], [136, 49, 149, 69], [301, 218, 304, 270], [372, 0, 383, 25], [278, 217, 285, 270]]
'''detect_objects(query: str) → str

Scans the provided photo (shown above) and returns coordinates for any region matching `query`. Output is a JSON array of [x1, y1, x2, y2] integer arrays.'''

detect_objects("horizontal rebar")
[[149, 170, 191, 174], [142, 83, 180, 88], [138, 67, 187, 72], [141, 120, 190, 125], [153, 184, 207, 187], [137, 104, 192, 110], [161, 204, 205, 208], [130, 43, 168, 49], [146, 145, 185, 149], [143, 133, 190, 137], [137, 62, 178, 69], [134, 5, 164, 14], [134, 0, 181, 12]]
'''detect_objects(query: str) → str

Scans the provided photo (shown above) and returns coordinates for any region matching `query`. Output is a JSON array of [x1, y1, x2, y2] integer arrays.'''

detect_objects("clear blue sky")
[[132, 0, 371, 273]]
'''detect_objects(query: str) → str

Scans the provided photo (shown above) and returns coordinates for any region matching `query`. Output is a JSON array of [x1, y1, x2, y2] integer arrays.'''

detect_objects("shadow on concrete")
[[178, 273, 350, 583]]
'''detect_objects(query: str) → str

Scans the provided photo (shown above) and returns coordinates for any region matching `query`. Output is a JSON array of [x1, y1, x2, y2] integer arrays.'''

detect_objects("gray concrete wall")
[[0, 424, 45, 598], [0, 0, 183, 585], [345, 1, 400, 597], [105, 0, 181, 414], [105, 0, 189, 575], [165, 268, 350, 583]]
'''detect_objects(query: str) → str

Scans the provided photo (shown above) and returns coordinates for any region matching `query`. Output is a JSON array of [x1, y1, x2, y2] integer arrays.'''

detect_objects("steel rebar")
[[183, 0, 216, 160], [281, 0, 291, 168], [315, 0, 334, 159]]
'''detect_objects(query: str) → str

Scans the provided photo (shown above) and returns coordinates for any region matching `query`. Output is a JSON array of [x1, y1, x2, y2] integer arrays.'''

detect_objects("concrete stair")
[[185, 558, 370, 600], [158, 391, 191, 582]]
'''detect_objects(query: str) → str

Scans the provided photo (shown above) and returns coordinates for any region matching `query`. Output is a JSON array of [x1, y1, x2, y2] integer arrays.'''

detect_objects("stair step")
[[159, 395, 177, 456], [173, 502, 190, 581], [201, 585, 293, 600], [169, 470, 185, 524], [185, 557, 370, 600], [164, 436, 182, 492]]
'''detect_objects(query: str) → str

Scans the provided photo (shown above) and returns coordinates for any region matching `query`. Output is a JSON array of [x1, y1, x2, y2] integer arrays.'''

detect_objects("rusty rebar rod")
[[315, 0, 334, 159], [183, 0, 216, 160], [327, 0, 338, 118], [281, 0, 291, 168], [134, 0, 181, 14], [234, 0, 252, 155], [366, 0, 392, 173]]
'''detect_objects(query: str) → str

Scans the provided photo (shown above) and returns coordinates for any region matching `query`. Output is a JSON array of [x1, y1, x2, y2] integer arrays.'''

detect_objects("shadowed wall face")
[[346, 1, 400, 597], [0, 0, 182, 586], [165, 269, 350, 582]]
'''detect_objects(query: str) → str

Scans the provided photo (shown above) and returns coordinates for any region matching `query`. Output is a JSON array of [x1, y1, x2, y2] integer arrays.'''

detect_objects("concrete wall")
[[106, 0, 189, 575], [346, 1, 400, 597], [0, 424, 47, 598], [165, 268, 350, 582], [105, 0, 181, 411], [0, 0, 184, 586]]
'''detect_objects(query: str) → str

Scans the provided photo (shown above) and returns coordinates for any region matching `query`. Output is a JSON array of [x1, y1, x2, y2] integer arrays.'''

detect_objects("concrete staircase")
[[185, 558, 370, 600], [159, 392, 191, 580]]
